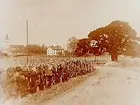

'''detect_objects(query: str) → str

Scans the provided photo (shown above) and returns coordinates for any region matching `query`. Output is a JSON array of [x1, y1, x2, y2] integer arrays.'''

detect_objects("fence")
[[118, 57, 140, 67]]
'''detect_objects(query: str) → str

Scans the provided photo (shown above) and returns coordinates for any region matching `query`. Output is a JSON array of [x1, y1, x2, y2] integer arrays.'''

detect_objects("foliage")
[[67, 37, 79, 54], [75, 38, 90, 56], [63, 50, 73, 56], [75, 20, 138, 61], [25, 44, 47, 55]]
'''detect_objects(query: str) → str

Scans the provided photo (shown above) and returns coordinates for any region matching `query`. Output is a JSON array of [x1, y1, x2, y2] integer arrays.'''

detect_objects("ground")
[[2, 66, 140, 105], [39, 67, 140, 105]]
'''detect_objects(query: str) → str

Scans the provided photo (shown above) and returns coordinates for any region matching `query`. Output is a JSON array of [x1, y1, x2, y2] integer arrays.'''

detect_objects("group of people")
[[1, 58, 96, 99]]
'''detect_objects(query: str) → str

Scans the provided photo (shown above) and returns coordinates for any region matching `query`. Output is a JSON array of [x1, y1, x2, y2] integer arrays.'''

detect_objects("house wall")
[[47, 48, 55, 55], [47, 48, 64, 56]]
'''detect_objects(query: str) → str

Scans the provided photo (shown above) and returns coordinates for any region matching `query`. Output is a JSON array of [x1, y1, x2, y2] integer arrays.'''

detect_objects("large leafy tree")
[[75, 38, 90, 56], [88, 27, 107, 56], [88, 20, 137, 61]]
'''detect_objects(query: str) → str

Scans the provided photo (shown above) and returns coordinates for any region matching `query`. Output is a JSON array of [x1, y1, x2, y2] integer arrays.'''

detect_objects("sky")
[[0, 0, 140, 48]]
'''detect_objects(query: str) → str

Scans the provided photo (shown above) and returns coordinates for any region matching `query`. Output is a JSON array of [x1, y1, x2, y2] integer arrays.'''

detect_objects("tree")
[[67, 37, 79, 55], [75, 38, 90, 56], [63, 50, 72, 57], [25, 44, 44, 55], [88, 20, 137, 61], [75, 38, 104, 57], [41, 44, 47, 55]]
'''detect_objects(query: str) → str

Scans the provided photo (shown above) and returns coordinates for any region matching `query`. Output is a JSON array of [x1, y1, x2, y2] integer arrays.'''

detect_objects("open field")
[[0, 55, 111, 70], [1, 55, 140, 70]]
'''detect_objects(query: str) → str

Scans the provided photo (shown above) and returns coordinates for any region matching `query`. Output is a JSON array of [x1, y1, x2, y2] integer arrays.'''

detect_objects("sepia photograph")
[[0, 0, 140, 105]]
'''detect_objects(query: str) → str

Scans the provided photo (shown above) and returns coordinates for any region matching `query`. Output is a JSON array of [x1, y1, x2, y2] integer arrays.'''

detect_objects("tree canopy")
[[67, 37, 79, 56], [75, 20, 138, 61]]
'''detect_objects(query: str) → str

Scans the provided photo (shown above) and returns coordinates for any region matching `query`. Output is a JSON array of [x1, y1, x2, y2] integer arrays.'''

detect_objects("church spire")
[[3, 34, 10, 54], [5, 34, 9, 41]]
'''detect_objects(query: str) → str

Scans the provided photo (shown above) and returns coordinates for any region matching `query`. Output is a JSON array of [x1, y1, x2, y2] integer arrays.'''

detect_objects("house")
[[47, 45, 64, 56]]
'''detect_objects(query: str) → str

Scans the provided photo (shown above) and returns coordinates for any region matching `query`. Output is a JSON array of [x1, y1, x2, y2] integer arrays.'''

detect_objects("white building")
[[47, 45, 64, 56], [2, 34, 10, 55], [1, 34, 25, 56]]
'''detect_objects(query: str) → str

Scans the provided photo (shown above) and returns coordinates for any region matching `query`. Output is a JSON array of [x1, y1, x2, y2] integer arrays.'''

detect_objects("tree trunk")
[[111, 54, 118, 61]]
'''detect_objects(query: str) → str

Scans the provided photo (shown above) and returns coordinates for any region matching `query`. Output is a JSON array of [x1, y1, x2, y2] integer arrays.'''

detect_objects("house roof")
[[48, 45, 64, 50]]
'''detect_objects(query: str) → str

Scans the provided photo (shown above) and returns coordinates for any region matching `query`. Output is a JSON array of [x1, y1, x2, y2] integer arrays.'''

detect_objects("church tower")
[[3, 34, 10, 54]]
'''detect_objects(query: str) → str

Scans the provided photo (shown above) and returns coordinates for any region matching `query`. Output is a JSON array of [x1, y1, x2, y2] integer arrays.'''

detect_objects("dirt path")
[[40, 67, 140, 105]]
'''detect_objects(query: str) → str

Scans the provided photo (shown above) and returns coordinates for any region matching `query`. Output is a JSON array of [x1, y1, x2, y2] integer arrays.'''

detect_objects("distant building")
[[8, 45, 25, 56], [2, 34, 10, 54], [1, 34, 26, 56], [47, 45, 64, 56]]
